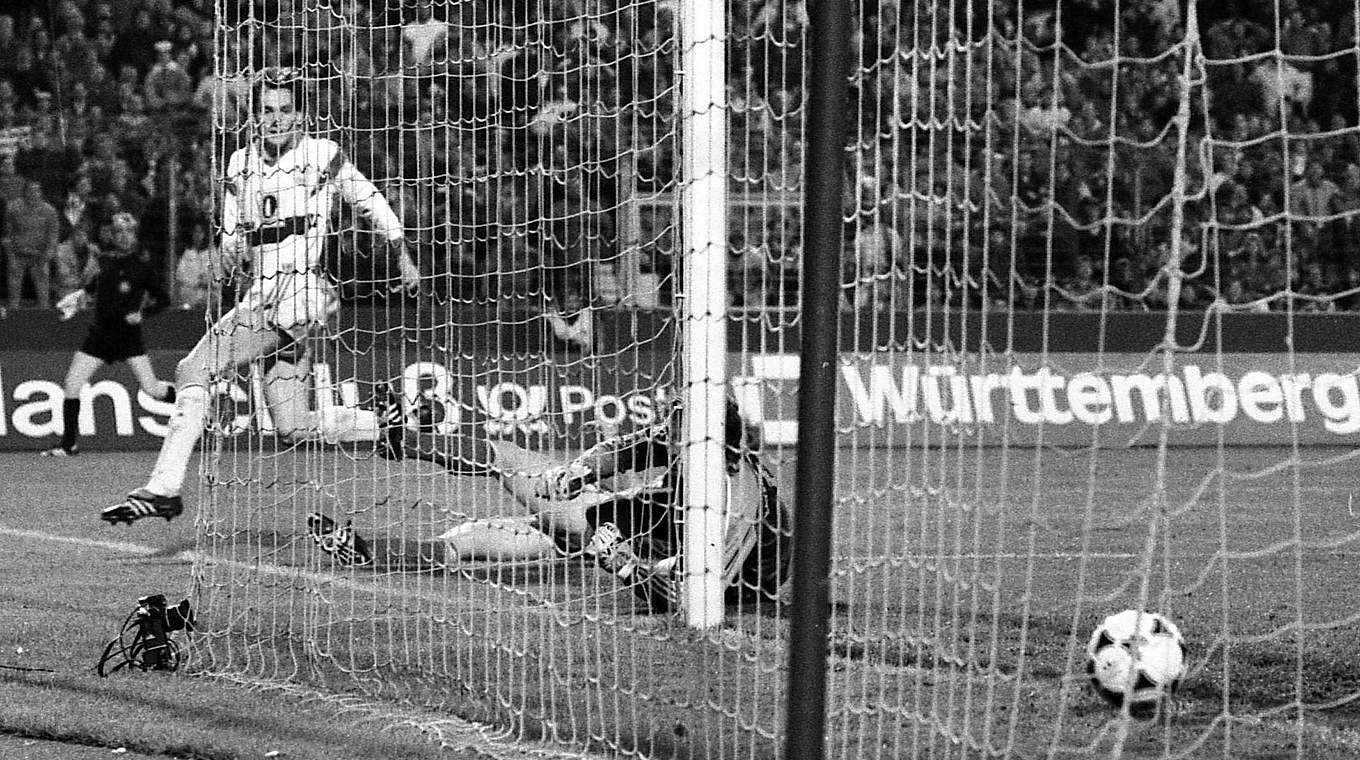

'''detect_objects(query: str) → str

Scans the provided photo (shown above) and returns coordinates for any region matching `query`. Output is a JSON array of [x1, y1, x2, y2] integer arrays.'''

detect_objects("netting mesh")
[[194, 0, 1360, 758]]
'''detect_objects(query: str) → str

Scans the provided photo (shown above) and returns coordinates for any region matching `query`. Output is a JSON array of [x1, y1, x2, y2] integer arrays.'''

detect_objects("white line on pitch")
[[0, 525, 586, 615], [0, 526, 161, 557]]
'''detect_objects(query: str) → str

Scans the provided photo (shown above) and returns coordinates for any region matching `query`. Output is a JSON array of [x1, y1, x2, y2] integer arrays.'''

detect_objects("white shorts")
[[237, 270, 339, 339]]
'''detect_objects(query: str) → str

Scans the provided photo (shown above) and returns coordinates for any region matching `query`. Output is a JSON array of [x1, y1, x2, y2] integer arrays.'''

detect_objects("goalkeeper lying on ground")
[[309, 389, 791, 613]]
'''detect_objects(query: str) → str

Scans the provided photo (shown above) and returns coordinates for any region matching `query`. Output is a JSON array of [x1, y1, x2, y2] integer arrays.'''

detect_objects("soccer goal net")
[[193, 0, 1360, 757]]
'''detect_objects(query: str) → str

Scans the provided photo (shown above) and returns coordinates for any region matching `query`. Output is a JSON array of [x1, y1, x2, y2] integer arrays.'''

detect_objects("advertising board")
[[2, 309, 1357, 450]]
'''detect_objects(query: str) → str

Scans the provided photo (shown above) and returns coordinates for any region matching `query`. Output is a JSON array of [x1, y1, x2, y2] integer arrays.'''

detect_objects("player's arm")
[[218, 152, 250, 268], [400, 428, 502, 477], [329, 149, 420, 291], [574, 427, 670, 483], [536, 427, 670, 500]]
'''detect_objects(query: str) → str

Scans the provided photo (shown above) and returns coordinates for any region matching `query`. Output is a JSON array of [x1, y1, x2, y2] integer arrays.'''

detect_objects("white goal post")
[[678, 0, 730, 629]]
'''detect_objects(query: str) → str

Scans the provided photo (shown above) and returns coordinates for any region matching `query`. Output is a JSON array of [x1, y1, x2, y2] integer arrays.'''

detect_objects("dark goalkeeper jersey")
[[577, 397, 759, 495], [83, 253, 169, 330]]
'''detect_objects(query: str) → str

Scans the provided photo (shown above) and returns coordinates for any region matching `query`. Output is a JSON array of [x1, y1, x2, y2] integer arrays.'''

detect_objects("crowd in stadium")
[[2, 0, 1360, 316]]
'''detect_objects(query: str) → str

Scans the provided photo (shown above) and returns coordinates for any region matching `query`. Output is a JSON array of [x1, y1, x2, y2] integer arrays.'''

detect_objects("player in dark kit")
[[310, 389, 792, 613], [44, 213, 175, 461]]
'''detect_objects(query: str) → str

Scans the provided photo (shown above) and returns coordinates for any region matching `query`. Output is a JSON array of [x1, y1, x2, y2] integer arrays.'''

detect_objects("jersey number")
[[261, 194, 278, 221]]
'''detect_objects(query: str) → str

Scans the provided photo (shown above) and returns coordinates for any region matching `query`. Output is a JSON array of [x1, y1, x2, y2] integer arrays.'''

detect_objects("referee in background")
[[44, 212, 175, 457]]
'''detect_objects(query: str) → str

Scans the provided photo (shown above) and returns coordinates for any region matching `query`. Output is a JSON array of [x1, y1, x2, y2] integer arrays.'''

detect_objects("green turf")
[[3, 444, 1358, 759]]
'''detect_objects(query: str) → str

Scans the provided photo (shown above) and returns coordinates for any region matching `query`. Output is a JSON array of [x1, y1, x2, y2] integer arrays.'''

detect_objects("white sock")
[[439, 518, 559, 561], [146, 384, 209, 497]]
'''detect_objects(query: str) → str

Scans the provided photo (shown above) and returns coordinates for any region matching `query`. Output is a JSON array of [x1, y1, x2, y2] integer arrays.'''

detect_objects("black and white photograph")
[[0, 0, 1356, 758]]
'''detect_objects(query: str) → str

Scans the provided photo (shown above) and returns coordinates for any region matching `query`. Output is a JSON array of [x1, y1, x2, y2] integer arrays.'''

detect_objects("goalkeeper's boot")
[[40, 445, 79, 457], [375, 385, 406, 461], [101, 488, 184, 525], [306, 512, 374, 567]]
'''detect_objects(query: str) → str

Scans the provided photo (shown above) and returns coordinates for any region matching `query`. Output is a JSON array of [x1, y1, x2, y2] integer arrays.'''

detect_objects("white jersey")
[[221, 136, 404, 333], [221, 135, 403, 279]]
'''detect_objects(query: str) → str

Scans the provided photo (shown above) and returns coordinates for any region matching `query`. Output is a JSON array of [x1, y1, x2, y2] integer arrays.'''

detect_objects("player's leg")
[[257, 271, 379, 444], [434, 465, 607, 562], [6, 257, 27, 309], [125, 355, 176, 403], [723, 454, 792, 608], [263, 336, 380, 444], [42, 351, 102, 456], [438, 515, 563, 562], [31, 254, 51, 308], [103, 306, 280, 524]]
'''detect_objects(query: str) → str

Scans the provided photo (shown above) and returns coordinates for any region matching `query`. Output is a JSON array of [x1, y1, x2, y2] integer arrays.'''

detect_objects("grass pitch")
[[2, 444, 1357, 759], [0, 451, 571, 760]]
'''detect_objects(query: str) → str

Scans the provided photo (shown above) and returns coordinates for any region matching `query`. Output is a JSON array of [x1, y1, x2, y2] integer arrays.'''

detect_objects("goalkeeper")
[[317, 390, 791, 613]]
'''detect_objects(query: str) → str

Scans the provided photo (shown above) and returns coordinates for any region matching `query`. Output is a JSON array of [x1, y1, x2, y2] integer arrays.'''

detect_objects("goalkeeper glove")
[[536, 463, 593, 502], [56, 290, 89, 320]]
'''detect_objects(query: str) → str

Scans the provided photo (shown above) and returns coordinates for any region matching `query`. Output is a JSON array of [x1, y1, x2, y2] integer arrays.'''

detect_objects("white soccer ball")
[[1085, 609, 1187, 708]]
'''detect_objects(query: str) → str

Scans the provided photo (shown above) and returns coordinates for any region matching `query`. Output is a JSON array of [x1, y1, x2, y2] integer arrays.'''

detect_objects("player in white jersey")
[[102, 70, 420, 525]]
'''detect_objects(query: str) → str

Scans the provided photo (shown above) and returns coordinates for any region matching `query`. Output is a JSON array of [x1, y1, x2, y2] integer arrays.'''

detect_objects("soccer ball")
[[1085, 609, 1187, 709]]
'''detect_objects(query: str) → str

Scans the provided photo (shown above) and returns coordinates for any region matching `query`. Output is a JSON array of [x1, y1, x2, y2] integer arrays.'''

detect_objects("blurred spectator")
[[84, 133, 131, 200], [174, 220, 213, 309], [0, 151, 23, 204], [844, 213, 902, 313], [402, 9, 448, 68], [91, 10, 118, 63], [1340, 266, 1360, 310], [4, 179, 59, 308], [1108, 257, 1149, 309], [55, 14, 102, 95], [145, 40, 192, 111], [1251, 58, 1313, 119], [0, 16, 18, 76], [1332, 179, 1360, 270], [1291, 159, 1340, 263], [1060, 255, 1110, 312], [0, 81, 17, 128], [110, 7, 159, 76], [64, 81, 99, 148], [61, 173, 94, 239], [17, 127, 76, 202], [54, 223, 99, 294]]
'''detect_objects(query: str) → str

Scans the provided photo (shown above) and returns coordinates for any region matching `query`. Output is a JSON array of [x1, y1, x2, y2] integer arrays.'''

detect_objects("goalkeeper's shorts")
[[237, 269, 339, 339]]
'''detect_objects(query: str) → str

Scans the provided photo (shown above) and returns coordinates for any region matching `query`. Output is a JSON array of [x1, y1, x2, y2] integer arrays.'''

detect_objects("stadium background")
[[7, 0, 1360, 319]]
